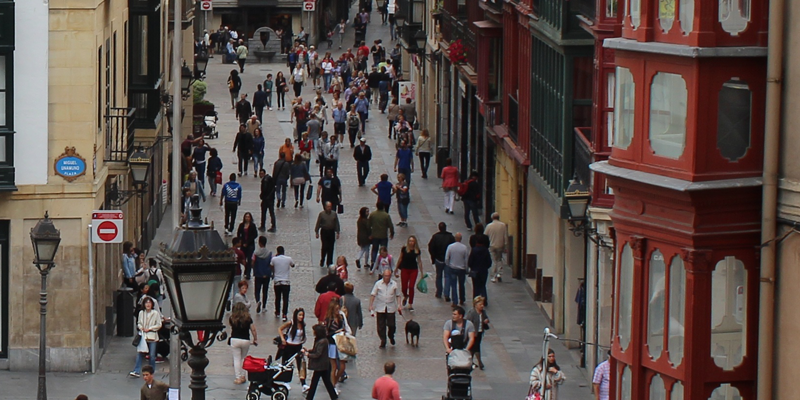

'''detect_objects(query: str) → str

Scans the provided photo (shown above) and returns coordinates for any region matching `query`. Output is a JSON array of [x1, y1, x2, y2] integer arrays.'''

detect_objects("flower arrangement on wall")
[[449, 39, 467, 64]]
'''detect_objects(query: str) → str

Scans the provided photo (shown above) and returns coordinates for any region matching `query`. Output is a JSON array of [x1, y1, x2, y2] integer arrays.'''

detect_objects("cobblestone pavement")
[[0, 5, 594, 399]]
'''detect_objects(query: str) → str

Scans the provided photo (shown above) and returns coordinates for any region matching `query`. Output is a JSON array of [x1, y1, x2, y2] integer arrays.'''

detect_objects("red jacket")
[[234, 248, 246, 275], [315, 291, 341, 321], [441, 166, 459, 189]]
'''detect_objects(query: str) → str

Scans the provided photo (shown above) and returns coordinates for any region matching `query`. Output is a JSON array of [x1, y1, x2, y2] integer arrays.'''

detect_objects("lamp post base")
[[187, 344, 209, 400]]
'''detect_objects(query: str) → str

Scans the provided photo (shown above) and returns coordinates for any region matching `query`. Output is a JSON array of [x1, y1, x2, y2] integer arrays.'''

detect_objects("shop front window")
[[668, 256, 686, 366], [649, 72, 688, 159], [619, 244, 634, 350], [614, 67, 635, 150], [711, 256, 747, 370], [719, 0, 750, 35], [709, 384, 742, 400], [717, 79, 751, 162], [650, 375, 667, 400], [648, 250, 666, 360]]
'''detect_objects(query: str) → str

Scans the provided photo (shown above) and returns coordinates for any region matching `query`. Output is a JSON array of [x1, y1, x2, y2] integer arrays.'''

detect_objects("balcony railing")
[[530, 127, 564, 195], [441, 11, 478, 68], [573, 127, 593, 187], [573, 0, 596, 21], [104, 107, 137, 163]]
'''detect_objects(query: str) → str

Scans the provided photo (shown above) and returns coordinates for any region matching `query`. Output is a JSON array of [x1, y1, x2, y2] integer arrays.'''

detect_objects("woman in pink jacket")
[[440, 158, 459, 214]]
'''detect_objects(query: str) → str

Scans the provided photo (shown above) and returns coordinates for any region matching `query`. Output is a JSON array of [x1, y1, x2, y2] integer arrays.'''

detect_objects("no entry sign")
[[92, 211, 124, 244], [200, 0, 213, 10], [303, 0, 315, 11]]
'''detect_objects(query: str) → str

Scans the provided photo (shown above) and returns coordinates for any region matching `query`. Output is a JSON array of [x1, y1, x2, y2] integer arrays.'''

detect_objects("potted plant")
[[192, 80, 215, 137], [449, 39, 467, 64]]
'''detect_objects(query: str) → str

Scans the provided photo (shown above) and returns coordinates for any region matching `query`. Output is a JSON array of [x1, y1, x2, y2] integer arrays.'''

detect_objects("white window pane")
[[719, 0, 750, 35], [614, 67, 635, 150], [711, 257, 747, 370], [607, 0, 618, 18], [0, 56, 5, 89], [0, 137, 7, 163], [679, 0, 694, 34], [618, 244, 634, 350], [649, 72, 688, 159], [631, 0, 642, 28], [671, 382, 684, 400], [668, 256, 686, 366], [607, 72, 616, 107], [606, 112, 615, 148], [0, 93, 5, 126], [659, 0, 676, 32], [648, 250, 666, 360], [709, 384, 742, 400], [620, 366, 632, 400], [650, 375, 667, 400]]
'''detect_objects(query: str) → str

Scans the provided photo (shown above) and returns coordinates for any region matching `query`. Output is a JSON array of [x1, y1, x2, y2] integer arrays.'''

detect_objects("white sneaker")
[[491, 277, 497, 283], [335, 384, 341, 395], [303, 384, 310, 393]]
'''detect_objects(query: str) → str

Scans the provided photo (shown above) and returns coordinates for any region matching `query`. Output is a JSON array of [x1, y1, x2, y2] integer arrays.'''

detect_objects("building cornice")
[[603, 37, 767, 58], [591, 161, 763, 192]]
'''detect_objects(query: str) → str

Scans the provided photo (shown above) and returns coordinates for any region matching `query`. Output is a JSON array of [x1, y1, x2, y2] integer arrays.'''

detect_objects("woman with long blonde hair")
[[394, 235, 423, 312], [229, 302, 257, 384], [324, 299, 351, 393]]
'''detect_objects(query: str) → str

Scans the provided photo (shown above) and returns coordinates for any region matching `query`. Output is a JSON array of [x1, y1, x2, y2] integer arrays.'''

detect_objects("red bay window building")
[[590, 0, 768, 398]]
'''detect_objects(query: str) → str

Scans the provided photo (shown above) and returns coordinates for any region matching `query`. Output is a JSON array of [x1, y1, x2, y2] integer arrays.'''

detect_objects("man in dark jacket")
[[258, 169, 276, 232], [428, 222, 456, 300], [461, 171, 482, 230], [272, 152, 292, 208], [353, 137, 372, 186], [235, 93, 252, 124], [232, 124, 253, 176], [468, 241, 492, 306], [253, 84, 267, 122]]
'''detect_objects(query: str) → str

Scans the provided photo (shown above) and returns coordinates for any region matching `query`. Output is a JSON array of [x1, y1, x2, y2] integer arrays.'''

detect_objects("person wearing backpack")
[[459, 171, 482, 231], [252, 236, 273, 313]]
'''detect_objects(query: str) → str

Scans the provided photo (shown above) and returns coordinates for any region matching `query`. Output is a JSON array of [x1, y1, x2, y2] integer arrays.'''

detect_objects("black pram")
[[243, 353, 297, 400], [443, 349, 473, 400]]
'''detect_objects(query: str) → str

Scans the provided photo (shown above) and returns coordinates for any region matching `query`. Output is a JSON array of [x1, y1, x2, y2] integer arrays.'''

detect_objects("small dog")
[[405, 319, 420, 347]]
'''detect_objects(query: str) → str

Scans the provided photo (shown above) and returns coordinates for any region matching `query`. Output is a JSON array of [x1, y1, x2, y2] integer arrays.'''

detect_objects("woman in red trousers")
[[394, 236, 424, 312]]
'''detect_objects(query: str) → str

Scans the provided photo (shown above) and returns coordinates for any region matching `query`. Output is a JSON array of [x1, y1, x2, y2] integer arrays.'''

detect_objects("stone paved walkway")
[[0, 4, 593, 399]]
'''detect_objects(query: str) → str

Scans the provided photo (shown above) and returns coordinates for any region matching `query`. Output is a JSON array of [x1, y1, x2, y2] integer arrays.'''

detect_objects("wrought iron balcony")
[[104, 107, 137, 163], [573, 127, 593, 188], [573, 0, 596, 21], [530, 126, 564, 195], [440, 10, 477, 68], [508, 95, 519, 144]]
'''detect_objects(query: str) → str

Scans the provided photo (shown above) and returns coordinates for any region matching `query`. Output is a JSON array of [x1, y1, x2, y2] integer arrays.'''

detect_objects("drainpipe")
[[758, 0, 784, 397]]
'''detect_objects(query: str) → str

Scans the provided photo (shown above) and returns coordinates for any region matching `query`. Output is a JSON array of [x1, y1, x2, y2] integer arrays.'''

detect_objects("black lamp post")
[[30, 212, 62, 400], [564, 177, 592, 236], [158, 198, 236, 400], [181, 63, 195, 100], [194, 53, 209, 80], [129, 148, 152, 189]]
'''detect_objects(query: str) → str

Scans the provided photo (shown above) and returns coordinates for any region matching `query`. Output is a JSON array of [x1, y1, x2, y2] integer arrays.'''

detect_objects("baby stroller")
[[443, 350, 473, 400], [243, 353, 297, 400], [202, 110, 218, 139]]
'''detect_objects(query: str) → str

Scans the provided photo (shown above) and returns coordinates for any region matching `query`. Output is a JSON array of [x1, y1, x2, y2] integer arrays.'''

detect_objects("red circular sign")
[[97, 221, 119, 242]]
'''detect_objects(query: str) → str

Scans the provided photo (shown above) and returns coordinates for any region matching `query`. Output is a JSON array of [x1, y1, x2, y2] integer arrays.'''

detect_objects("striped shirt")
[[592, 360, 610, 400]]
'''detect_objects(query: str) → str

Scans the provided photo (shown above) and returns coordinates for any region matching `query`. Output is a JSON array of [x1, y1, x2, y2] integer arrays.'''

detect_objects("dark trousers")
[[237, 58, 246, 72], [357, 161, 370, 186], [293, 183, 306, 205], [447, 267, 467, 305], [238, 154, 250, 175], [254, 276, 271, 304], [370, 237, 389, 266], [463, 199, 481, 229], [274, 284, 291, 316], [293, 81, 303, 97], [419, 152, 431, 178], [434, 260, 448, 297], [358, 111, 368, 131], [320, 229, 336, 266], [224, 202, 238, 232], [472, 270, 488, 304], [348, 128, 359, 147], [255, 106, 264, 123], [260, 200, 276, 229], [243, 246, 254, 278], [277, 91, 286, 108], [306, 369, 338, 400], [376, 312, 396, 344], [318, 157, 327, 177], [334, 122, 346, 141]]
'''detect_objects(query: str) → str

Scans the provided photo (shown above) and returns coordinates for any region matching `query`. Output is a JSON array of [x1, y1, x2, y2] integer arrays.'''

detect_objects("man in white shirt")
[[369, 269, 402, 348], [484, 212, 508, 282], [325, 135, 342, 175], [445, 233, 469, 307], [270, 246, 296, 321]]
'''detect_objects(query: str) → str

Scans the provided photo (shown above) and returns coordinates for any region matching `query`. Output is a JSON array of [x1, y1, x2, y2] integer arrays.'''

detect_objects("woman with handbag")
[[129, 297, 162, 378], [324, 299, 351, 394], [303, 324, 339, 400], [465, 296, 490, 370], [276, 71, 288, 110], [299, 132, 314, 172], [278, 308, 308, 391], [528, 349, 566, 400], [206, 148, 223, 196], [290, 154, 311, 208], [229, 302, 257, 385]]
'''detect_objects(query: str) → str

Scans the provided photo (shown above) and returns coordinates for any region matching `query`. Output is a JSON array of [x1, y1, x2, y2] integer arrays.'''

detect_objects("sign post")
[[200, 0, 213, 10], [91, 211, 124, 244]]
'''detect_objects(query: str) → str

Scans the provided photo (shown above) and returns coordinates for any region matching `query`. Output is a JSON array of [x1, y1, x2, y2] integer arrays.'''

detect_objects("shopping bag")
[[337, 204, 344, 214], [416, 273, 429, 294], [232, 155, 238, 165], [136, 332, 149, 353], [132, 331, 142, 347], [215, 171, 223, 185], [306, 184, 313, 200], [333, 332, 358, 356]]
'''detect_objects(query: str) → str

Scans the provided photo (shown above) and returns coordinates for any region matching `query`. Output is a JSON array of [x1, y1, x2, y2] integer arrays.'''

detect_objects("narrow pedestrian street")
[[0, 7, 592, 400]]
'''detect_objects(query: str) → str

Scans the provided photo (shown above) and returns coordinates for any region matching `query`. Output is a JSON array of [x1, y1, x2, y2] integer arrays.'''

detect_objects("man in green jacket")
[[368, 201, 395, 269]]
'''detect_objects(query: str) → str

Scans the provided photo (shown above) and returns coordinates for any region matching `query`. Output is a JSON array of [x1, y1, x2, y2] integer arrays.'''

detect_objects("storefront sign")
[[399, 81, 416, 102], [54, 146, 87, 182]]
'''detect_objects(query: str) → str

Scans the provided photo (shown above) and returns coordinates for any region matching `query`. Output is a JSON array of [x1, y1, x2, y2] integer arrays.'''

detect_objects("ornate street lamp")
[[158, 198, 236, 400], [181, 63, 195, 100], [564, 177, 592, 236], [413, 30, 427, 53], [194, 53, 209, 80], [129, 148, 151, 188], [30, 212, 61, 400]]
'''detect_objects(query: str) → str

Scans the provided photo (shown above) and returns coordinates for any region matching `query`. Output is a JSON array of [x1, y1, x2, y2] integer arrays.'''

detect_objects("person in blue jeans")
[[444, 233, 469, 307], [461, 171, 481, 230], [219, 173, 243, 235], [394, 174, 410, 226], [354, 91, 370, 132], [394, 141, 414, 187], [129, 297, 162, 378]]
